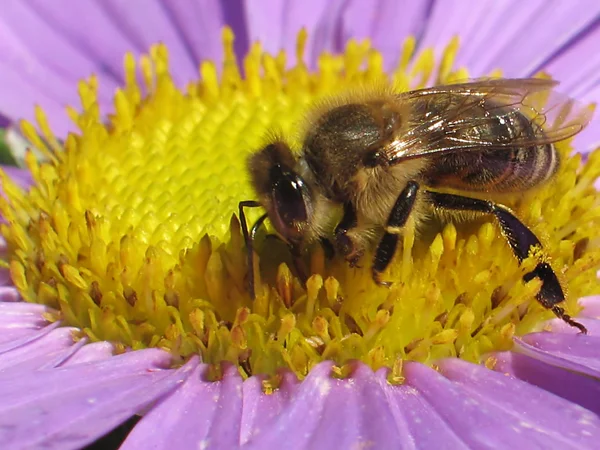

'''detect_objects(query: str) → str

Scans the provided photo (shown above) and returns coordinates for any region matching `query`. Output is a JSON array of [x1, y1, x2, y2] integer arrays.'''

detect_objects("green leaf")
[[0, 129, 18, 166]]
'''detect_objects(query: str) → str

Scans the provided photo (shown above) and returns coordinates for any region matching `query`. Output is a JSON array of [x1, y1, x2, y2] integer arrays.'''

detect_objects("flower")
[[0, 1, 600, 449]]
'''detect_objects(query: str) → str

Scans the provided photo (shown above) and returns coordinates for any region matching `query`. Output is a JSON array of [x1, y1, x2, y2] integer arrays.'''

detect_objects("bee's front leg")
[[334, 202, 365, 268], [238, 200, 268, 300], [372, 181, 420, 286]]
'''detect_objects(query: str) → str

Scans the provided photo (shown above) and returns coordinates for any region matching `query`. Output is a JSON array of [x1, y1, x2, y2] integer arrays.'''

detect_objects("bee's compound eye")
[[270, 164, 310, 241]]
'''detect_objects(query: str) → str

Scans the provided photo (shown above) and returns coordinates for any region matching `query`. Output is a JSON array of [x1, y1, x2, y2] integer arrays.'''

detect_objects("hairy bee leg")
[[372, 181, 420, 286], [238, 200, 267, 300], [334, 202, 363, 267], [427, 191, 587, 334]]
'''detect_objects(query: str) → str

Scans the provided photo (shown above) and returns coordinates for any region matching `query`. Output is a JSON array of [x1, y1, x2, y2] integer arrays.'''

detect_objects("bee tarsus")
[[428, 191, 588, 334]]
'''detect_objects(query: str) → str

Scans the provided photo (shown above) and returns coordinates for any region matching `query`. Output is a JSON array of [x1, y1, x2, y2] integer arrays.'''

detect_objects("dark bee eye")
[[269, 164, 310, 241]]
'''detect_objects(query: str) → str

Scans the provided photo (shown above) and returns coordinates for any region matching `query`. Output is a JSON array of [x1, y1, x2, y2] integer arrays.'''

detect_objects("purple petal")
[[365, 0, 432, 70], [373, 369, 470, 449], [308, 0, 436, 66], [1, 2, 114, 86], [543, 24, 600, 99], [244, 362, 416, 450], [543, 317, 600, 336], [0, 348, 186, 450], [26, 0, 133, 87], [244, 0, 288, 56], [0, 1, 103, 136], [0, 302, 56, 345], [163, 0, 249, 67], [493, 351, 600, 416], [0, 64, 71, 137], [417, 0, 600, 86], [579, 296, 600, 319], [0, 271, 14, 288], [239, 371, 300, 445], [456, 0, 539, 71], [1, 165, 33, 190], [279, 0, 330, 66], [239, 360, 600, 448], [418, 0, 500, 63], [306, 0, 348, 67], [237, 361, 399, 450], [0, 285, 22, 302], [573, 118, 600, 154], [122, 361, 243, 449], [582, 82, 600, 105], [515, 332, 600, 378], [91, 0, 198, 86], [0, 300, 51, 325], [0, 326, 85, 373], [0, 0, 245, 136], [431, 358, 600, 447], [0, 301, 115, 369], [468, 2, 600, 77], [60, 341, 116, 366]]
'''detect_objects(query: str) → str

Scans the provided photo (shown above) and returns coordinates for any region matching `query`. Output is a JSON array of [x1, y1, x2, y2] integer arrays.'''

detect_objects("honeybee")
[[240, 78, 592, 333]]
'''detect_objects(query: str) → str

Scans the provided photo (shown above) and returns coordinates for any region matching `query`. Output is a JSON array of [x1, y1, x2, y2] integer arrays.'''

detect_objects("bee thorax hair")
[[354, 159, 428, 227]]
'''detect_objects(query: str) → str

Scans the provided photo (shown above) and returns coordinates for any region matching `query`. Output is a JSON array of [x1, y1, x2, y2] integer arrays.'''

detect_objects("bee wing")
[[386, 78, 593, 163]]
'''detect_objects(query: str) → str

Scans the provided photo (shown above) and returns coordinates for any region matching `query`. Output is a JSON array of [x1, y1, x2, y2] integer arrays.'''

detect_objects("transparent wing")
[[385, 78, 593, 164]]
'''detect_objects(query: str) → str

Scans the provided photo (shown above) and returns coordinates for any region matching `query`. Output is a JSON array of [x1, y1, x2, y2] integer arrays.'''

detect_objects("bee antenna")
[[238, 200, 267, 299]]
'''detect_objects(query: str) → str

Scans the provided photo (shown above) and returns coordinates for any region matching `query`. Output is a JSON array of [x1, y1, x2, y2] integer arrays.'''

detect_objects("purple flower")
[[0, 1, 599, 449]]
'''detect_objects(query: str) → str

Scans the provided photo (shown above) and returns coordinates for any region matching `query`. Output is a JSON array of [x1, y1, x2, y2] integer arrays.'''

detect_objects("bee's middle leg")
[[372, 181, 420, 286]]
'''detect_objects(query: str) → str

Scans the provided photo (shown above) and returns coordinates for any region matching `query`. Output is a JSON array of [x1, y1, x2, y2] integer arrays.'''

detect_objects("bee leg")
[[289, 245, 309, 285], [372, 181, 420, 287], [319, 237, 336, 260], [263, 233, 313, 282], [427, 191, 587, 334], [239, 200, 267, 300], [265, 233, 284, 243], [334, 202, 364, 268]]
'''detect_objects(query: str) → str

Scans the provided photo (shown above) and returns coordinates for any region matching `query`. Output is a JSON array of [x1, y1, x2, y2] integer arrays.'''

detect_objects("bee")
[[240, 78, 592, 333]]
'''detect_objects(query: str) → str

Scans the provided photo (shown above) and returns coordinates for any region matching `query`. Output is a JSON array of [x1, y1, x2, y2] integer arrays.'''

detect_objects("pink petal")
[[493, 351, 600, 415], [0, 348, 186, 450], [423, 358, 600, 447], [0, 315, 60, 350], [515, 332, 600, 378], [122, 360, 242, 449], [579, 296, 600, 319]]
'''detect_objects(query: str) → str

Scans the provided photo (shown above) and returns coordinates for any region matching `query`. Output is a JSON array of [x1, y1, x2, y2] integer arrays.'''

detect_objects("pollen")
[[1, 29, 599, 382]]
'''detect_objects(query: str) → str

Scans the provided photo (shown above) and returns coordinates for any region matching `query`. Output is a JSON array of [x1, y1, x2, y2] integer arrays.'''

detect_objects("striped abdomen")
[[424, 104, 559, 193]]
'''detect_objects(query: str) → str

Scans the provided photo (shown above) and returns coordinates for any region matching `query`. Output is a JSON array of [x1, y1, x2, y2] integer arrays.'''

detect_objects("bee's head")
[[248, 141, 314, 246]]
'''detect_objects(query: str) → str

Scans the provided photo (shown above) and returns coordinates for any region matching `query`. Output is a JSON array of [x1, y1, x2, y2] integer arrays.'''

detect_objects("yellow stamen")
[[1, 29, 599, 381]]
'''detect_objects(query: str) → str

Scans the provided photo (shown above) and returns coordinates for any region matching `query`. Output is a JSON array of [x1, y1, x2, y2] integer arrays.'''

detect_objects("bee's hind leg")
[[371, 181, 420, 286], [426, 191, 587, 334]]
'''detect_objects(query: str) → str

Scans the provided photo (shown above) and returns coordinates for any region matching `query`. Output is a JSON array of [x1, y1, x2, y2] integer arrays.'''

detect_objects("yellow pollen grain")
[[1, 29, 599, 380]]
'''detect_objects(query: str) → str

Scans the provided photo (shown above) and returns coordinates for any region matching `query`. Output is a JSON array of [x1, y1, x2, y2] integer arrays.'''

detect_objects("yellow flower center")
[[1, 29, 599, 383]]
